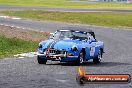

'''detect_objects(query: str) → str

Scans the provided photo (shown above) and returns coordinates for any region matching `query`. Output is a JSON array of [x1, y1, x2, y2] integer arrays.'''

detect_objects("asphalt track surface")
[[0, 5, 132, 12], [0, 16, 132, 88]]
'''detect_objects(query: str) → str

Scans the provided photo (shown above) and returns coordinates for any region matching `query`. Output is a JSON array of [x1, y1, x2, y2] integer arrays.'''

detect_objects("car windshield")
[[50, 31, 90, 40]]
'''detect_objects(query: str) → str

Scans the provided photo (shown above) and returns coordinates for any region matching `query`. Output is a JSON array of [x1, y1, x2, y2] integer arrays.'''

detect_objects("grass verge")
[[1, 10, 132, 28], [0, 25, 49, 58], [0, 0, 132, 9], [0, 36, 38, 58]]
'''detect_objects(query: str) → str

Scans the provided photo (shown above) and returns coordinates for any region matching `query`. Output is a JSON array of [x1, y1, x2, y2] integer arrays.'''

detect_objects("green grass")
[[0, 35, 38, 58], [1, 10, 132, 28], [0, 0, 132, 9]]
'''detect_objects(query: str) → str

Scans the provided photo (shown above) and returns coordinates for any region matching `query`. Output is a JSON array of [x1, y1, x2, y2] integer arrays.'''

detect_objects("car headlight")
[[72, 46, 78, 51]]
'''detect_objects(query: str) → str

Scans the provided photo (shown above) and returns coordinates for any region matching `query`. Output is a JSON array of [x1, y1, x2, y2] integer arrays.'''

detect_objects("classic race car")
[[37, 27, 104, 65]]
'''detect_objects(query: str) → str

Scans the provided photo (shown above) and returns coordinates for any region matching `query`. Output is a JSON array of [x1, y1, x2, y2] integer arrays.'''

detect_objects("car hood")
[[40, 39, 82, 51]]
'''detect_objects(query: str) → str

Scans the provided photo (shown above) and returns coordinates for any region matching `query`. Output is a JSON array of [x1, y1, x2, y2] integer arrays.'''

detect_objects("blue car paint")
[[38, 32, 104, 62], [38, 39, 54, 53], [90, 41, 104, 59]]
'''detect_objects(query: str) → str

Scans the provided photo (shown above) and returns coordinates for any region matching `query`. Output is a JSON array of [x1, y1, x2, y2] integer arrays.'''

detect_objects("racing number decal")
[[90, 46, 95, 56]]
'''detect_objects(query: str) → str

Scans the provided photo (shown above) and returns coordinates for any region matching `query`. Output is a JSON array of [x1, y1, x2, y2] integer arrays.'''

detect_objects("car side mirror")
[[49, 33, 54, 39], [88, 39, 92, 44], [88, 36, 96, 44], [50, 32, 53, 34]]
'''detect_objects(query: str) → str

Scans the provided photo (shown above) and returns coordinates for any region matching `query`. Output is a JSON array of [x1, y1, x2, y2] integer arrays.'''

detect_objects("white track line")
[[0, 15, 21, 20], [55, 79, 68, 83]]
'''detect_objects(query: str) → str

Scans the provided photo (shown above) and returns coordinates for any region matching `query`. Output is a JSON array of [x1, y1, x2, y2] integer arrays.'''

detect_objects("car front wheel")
[[93, 50, 102, 63], [76, 51, 84, 66], [37, 56, 47, 64]]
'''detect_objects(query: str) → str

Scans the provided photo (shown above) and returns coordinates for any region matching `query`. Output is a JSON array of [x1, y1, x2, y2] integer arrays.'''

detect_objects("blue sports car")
[[37, 27, 104, 65]]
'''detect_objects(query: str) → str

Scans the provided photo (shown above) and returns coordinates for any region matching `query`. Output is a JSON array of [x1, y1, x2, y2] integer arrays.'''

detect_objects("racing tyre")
[[76, 51, 84, 66], [37, 56, 47, 64], [93, 50, 102, 63]]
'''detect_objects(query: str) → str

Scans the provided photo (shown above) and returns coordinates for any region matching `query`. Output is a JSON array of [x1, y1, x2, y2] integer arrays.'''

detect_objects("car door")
[[83, 34, 96, 61], [88, 35, 97, 59]]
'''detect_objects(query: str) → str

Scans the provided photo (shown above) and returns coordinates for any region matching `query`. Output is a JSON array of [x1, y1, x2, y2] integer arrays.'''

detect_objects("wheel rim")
[[80, 52, 84, 63]]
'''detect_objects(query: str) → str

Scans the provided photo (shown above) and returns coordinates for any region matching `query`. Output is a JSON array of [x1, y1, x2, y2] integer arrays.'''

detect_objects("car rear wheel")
[[93, 50, 102, 63], [37, 56, 47, 64], [76, 51, 84, 66]]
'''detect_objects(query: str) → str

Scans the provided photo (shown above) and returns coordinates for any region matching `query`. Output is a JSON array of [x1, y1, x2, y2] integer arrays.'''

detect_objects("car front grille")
[[46, 48, 66, 54]]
